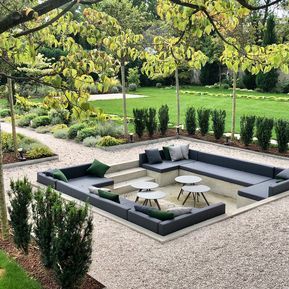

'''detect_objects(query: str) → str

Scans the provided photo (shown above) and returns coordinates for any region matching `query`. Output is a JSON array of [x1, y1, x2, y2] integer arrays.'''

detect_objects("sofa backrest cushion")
[[269, 179, 289, 196], [197, 152, 274, 177], [60, 163, 91, 179], [188, 149, 198, 160], [275, 168, 289, 180]]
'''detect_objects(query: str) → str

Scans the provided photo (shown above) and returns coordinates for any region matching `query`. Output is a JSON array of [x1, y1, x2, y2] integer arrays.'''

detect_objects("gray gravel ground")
[[3, 122, 289, 289]]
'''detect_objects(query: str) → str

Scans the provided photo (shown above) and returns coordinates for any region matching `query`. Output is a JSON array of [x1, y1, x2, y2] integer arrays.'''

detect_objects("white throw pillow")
[[180, 144, 189, 159], [88, 186, 111, 195], [168, 146, 183, 161]]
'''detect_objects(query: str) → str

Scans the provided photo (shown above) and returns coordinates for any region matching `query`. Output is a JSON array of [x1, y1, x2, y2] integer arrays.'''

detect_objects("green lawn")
[[90, 86, 289, 134], [0, 250, 41, 289]]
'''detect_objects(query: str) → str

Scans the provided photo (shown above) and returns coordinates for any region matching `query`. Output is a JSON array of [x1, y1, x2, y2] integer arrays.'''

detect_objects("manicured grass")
[[0, 250, 41, 289], [90, 86, 289, 134]]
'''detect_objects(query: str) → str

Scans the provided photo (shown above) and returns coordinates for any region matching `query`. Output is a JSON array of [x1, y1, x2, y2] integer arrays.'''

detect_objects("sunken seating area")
[[139, 148, 289, 205]]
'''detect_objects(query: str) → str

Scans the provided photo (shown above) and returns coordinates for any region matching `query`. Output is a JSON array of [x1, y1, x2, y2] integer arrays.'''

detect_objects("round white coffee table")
[[131, 181, 159, 192], [182, 185, 210, 206], [135, 191, 166, 210], [175, 175, 202, 200]]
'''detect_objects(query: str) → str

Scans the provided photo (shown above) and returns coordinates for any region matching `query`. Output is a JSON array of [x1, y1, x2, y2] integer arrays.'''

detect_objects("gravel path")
[[3, 122, 289, 289], [89, 93, 146, 101]]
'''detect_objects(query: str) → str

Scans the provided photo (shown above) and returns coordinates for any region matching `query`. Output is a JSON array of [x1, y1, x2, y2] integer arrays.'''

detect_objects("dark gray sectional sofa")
[[37, 163, 114, 196], [139, 149, 289, 201]]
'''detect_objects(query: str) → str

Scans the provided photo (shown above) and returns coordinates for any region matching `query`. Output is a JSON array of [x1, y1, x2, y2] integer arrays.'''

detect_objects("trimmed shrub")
[[53, 129, 69, 139], [133, 108, 147, 138], [185, 107, 196, 135], [158, 105, 169, 136], [32, 187, 62, 268], [31, 116, 51, 128], [275, 119, 289, 153], [197, 108, 211, 136], [156, 83, 162, 88], [256, 70, 278, 92], [2, 131, 15, 152], [50, 124, 68, 133], [97, 136, 125, 146], [83, 136, 101, 147], [49, 109, 70, 125], [8, 177, 32, 254], [145, 108, 157, 137], [242, 70, 256, 90], [36, 126, 51, 134], [256, 117, 274, 150], [52, 202, 93, 289], [76, 126, 98, 141], [17, 113, 37, 127], [96, 122, 123, 137], [26, 144, 54, 159], [240, 115, 256, 146], [67, 123, 86, 139], [211, 109, 226, 139], [0, 108, 10, 118], [128, 83, 137, 91]]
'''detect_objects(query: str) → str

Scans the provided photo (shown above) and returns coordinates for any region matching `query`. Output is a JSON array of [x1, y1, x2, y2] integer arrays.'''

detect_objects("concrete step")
[[113, 176, 155, 194], [108, 160, 139, 173], [106, 167, 147, 183]]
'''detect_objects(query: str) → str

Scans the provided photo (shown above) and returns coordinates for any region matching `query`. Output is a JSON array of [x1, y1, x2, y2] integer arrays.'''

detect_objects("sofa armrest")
[[269, 179, 289, 196], [128, 210, 161, 233], [37, 172, 56, 189]]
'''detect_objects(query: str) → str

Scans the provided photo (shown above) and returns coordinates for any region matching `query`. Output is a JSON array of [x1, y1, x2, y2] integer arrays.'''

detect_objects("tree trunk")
[[121, 62, 128, 137], [0, 123, 9, 239], [231, 71, 237, 140], [175, 67, 180, 128], [8, 78, 18, 157]]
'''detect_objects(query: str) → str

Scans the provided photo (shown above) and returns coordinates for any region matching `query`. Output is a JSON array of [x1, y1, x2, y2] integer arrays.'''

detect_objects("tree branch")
[[13, 1, 77, 38], [235, 0, 283, 10]]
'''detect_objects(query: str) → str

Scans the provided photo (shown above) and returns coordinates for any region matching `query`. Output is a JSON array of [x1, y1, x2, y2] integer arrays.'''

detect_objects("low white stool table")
[[181, 185, 210, 206], [175, 175, 202, 200]]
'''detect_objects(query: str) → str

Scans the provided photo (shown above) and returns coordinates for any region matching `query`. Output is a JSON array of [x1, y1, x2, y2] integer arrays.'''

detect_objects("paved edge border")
[[4, 155, 59, 169]]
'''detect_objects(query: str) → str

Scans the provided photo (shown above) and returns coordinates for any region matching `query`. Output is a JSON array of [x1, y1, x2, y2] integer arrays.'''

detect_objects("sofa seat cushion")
[[142, 159, 194, 173], [237, 179, 278, 201], [180, 161, 271, 186], [68, 176, 113, 193]]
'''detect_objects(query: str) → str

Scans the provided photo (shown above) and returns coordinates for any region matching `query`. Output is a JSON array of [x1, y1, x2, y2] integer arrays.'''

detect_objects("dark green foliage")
[[197, 108, 211, 136], [133, 108, 147, 138], [145, 108, 157, 137], [240, 115, 256, 146], [256, 117, 274, 150], [256, 69, 278, 92], [67, 123, 86, 139], [76, 126, 98, 141], [8, 177, 32, 254], [158, 105, 169, 136], [52, 202, 93, 289], [0, 108, 10, 118], [200, 62, 219, 85], [128, 83, 137, 91], [48, 109, 70, 125], [31, 116, 51, 128], [185, 107, 196, 135], [38, 47, 67, 62], [242, 70, 256, 90], [17, 113, 37, 127], [211, 109, 226, 139], [275, 119, 289, 153], [32, 187, 62, 268], [263, 15, 277, 45]]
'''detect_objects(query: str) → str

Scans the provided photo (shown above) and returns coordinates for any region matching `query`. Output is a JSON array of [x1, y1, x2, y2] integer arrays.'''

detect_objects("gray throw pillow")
[[134, 205, 155, 215], [180, 144, 189, 159], [167, 207, 192, 217], [145, 149, 163, 164], [276, 168, 289, 180], [169, 146, 183, 161], [88, 186, 111, 195]]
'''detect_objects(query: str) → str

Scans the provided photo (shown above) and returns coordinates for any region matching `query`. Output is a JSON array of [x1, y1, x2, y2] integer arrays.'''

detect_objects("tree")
[[103, 30, 143, 136], [143, 36, 207, 128]]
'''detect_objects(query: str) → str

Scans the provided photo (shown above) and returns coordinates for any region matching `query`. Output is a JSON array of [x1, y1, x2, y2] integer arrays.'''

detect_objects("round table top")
[[131, 181, 159, 190], [182, 185, 210, 193], [137, 191, 166, 200], [175, 175, 202, 184]]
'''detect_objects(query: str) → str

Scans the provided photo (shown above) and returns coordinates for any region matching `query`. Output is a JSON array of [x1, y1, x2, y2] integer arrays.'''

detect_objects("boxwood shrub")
[[255, 117, 274, 150], [76, 126, 98, 141], [275, 119, 289, 153], [31, 116, 51, 128], [17, 113, 37, 127], [197, 108, 211, 136], [185, 107, 196, 135], [67, 123, 86, 139], [211, 109, 226, 140], [240, 115, 255, 146]]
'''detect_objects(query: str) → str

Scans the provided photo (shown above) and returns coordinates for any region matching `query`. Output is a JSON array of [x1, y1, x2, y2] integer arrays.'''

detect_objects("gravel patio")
[[3, 122, 289, 289]]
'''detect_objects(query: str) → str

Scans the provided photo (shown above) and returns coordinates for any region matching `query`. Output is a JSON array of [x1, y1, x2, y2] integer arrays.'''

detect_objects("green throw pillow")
[[162, 145, 174, 161], [53, 169, 68, 183], [98, 190, 120, 203], [87, 159, 110, 177], [149, 210, 174, 221]]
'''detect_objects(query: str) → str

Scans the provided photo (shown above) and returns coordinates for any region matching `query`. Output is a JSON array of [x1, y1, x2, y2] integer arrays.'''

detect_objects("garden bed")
[[0, 233, 104, 289]]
